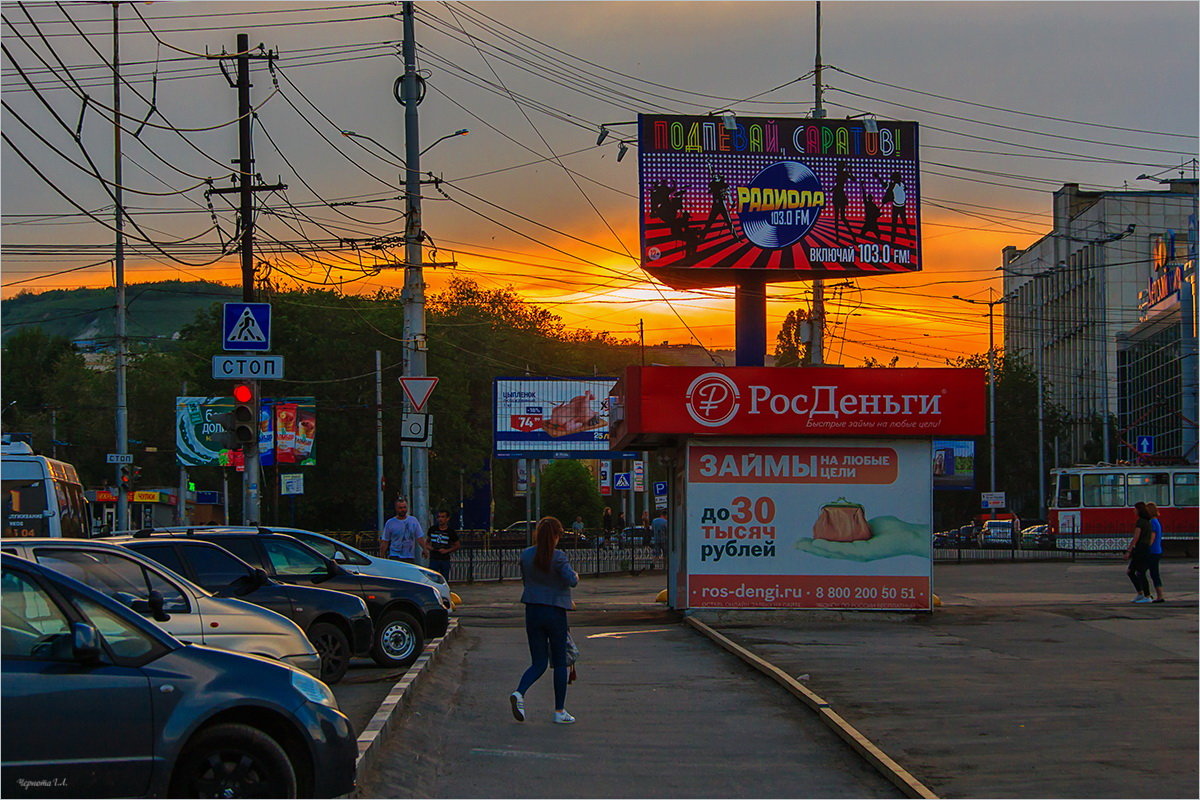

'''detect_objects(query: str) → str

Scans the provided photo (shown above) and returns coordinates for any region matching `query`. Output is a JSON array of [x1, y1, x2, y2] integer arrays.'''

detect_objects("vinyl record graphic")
[[737, 161, 824, 249]]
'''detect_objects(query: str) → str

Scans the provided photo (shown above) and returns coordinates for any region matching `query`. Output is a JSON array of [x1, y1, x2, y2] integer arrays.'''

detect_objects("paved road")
[[358, 577, 898, 798], [352, 559, 1198, 798]]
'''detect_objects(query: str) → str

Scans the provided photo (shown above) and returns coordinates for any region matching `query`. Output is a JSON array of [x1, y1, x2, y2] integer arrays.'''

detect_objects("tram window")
[[1056, 474, 1081, 508], [1082, 473, 1125, 507], [1174, 472, 1198, 508], [1127, 473, 1171, 506]]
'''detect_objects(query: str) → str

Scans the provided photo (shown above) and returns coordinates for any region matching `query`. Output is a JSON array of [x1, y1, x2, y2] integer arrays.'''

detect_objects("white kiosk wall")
[[683, 437, 933, 610]]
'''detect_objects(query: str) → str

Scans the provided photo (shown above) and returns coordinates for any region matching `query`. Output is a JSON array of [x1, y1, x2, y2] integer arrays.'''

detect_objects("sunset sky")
[[3, 2, 1197, 366]]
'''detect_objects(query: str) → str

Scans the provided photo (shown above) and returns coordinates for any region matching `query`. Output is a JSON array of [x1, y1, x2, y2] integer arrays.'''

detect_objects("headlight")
[[291, 670, 338, 709], [426, 571, 446, 585]]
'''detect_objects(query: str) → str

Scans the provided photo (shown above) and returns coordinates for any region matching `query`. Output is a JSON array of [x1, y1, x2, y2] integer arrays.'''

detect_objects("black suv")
[[130, 528, 450, 668], [112, 536, 373, 684]]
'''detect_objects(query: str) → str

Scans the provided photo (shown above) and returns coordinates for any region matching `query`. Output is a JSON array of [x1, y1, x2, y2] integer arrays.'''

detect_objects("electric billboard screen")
[[638, 115, 921, 289], [493, 378, 639, 460]]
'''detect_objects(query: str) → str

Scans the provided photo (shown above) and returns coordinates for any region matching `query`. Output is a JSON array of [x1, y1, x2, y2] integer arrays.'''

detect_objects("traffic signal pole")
[[208, 34, 284, 524]]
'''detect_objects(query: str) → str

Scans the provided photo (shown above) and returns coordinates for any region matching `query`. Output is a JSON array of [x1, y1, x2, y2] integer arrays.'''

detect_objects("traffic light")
[[132, 465, 143, 485], [119, 465, 131, 487], [232, 383, 257, 449]]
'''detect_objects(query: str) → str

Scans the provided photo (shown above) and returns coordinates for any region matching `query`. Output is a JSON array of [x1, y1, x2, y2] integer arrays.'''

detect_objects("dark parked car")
[[113, 536, 373, 684], [1, 553, 356, 798], [131, 528, 450, 668]]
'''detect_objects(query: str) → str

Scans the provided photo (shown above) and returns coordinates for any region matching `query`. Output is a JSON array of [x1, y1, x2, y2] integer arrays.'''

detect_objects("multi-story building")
[[1001, 179, 1197, 466]]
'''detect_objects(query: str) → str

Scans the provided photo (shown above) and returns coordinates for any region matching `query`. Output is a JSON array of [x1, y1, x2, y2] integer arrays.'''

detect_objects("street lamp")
[[420, 129, 468, 157], [951, 293, 1012, 516]]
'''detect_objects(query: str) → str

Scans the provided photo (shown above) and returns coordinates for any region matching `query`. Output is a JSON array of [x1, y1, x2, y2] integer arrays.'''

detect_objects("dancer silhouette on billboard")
[[860, 190, 883, 240], [650, 180, 701, 259], [703, 170, 738, 241], [831, 162, 855, 241], [878, 172, 909, 243]]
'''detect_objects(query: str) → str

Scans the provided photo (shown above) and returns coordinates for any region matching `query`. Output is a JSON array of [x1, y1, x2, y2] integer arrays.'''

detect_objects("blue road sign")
[[223, 303, 272, 351], [1137, 435, 1155, 454], [653, 481, 668, 497], [614, 472, 632, 490]]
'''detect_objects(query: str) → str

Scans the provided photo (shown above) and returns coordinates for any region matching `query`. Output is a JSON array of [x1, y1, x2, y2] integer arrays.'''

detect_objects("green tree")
[[773, 308, 810, 367], [947, 351, 1070, 519], [538, 460, 603, 529]]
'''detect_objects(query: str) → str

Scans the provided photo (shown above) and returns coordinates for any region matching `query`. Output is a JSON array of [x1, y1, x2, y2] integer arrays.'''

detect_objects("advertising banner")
[[494, 378, 639, 459], [177, 396, 316, 468], [599, 462, 612, 496], [611, 367, 986, 447], [932, 439, 975, 490], [685, 438, 931, 610], [638, 115, 920, 289]]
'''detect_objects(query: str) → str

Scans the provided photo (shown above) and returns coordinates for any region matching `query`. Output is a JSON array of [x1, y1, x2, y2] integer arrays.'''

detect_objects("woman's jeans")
[[1127, 554, 1150, 595], [517, 603, 569, 710]]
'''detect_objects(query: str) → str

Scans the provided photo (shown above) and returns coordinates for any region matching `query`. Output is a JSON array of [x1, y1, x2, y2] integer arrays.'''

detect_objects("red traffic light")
[[232, 384, 253, 403]]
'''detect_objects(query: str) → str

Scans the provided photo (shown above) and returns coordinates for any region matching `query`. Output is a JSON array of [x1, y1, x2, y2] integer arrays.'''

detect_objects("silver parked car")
[[0, 538, 322, 678]]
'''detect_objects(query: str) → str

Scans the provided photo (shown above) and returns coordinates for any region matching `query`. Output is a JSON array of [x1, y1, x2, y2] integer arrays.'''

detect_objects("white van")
[[1, 441, 91, 539]]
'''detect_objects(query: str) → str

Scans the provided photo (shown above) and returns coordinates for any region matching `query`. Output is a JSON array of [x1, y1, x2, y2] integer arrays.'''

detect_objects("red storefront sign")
[[611, 366, 985, 446]]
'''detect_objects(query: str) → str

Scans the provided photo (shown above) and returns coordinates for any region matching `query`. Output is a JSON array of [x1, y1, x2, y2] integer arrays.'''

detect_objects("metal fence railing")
[[323, 531, 664, 584]]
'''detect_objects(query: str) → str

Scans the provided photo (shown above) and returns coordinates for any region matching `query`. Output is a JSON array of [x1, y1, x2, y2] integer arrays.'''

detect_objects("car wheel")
[[370, 609, 424, 668], [170, 722, 296, 798], [308, 621, 350, 684]]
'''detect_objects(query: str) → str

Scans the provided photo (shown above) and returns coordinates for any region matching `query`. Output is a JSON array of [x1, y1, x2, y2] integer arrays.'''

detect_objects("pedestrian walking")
[[571, 515, 586, 542], [422, 508, 460, 582], [1125, 502, 1153, 603], [510, 517, 579, 725], [1145, 502, 1166, 603], [379, 498, 425, 564], [652, 509, 668, 563]]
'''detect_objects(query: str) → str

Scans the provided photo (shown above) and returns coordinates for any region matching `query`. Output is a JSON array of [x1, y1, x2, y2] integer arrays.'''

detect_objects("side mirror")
[[72, 622, 103, 663], [333, 550, 347, 563], [146, 590, 170, 622], [252, 568, 270, 587]]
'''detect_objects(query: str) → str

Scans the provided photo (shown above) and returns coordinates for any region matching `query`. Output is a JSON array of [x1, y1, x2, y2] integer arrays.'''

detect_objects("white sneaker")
[[510, 692, 525, 722], [1133, 596, 1153, 604], [553, 710, 576, 725], [1132, 594, 1146, 602]]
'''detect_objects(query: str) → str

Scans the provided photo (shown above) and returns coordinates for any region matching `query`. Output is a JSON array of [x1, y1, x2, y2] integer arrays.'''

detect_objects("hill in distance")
[[2, 280, 240, 350]]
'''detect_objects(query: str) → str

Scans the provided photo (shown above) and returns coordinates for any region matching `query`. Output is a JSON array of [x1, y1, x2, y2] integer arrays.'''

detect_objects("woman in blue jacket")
[[511, 517, 579, 724]]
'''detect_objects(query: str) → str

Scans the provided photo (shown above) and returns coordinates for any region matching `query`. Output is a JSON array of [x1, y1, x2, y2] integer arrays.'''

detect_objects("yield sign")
[[399, 376, 439, 412]]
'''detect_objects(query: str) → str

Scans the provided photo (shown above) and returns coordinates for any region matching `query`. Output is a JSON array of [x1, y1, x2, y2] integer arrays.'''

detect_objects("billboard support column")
[[735, 276, 767, 367]]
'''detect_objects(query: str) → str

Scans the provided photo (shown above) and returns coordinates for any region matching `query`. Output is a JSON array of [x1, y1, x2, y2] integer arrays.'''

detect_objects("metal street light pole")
[[953, 293, 1008, 515], [400, 1, 428, 531]]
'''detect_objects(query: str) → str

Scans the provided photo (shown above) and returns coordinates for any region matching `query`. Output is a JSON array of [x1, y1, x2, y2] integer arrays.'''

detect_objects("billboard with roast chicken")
[[493, 378, 639, 459]]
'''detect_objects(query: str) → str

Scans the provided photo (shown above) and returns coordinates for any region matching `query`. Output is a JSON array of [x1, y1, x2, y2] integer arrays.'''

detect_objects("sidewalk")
[[359, 560, 1197, 798], [359, 573, 897, 798]]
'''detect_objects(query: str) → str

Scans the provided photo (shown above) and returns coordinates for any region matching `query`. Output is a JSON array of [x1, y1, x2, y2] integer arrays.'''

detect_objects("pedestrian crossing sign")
[[614, 472, 632, 490], [223, 303, 272, 351]]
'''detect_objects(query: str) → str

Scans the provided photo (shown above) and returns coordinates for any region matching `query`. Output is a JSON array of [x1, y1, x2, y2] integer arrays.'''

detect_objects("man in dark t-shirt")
[[423, 509, 461, 582]]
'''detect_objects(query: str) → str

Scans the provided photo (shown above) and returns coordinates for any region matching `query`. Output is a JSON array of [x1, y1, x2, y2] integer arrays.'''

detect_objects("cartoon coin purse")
[[812, 498, 872, 542]]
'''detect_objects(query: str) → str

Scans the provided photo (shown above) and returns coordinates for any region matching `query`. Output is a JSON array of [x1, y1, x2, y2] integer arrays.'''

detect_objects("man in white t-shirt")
[[379, 498, 425, 563]]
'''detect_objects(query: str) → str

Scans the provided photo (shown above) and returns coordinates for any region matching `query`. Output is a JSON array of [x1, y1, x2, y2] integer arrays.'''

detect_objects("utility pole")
[[808, 0, 826, 366], [113, 2, 130, 531], [400, 1, 430, 530], [207, 34, 284, 524], [376, 351, 385, 534]]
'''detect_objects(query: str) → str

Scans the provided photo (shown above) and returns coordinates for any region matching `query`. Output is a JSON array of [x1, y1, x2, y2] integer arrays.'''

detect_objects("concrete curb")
[[352, 619, 461, 793], [684, 616, 938, 800]]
